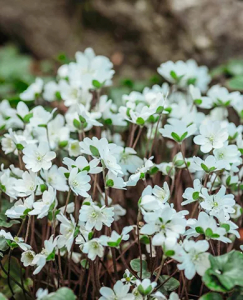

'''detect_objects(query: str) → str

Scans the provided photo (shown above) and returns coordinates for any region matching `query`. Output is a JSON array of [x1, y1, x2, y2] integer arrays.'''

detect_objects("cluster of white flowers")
[[0, 48, 242, 300]]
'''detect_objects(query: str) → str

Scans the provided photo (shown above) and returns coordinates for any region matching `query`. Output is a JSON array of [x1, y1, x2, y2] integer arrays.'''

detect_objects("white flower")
[[36, 288, 49, 300], [79, 202, 114, 231], [66, 48, 114, 89], [192, 155, 225, 173], [177, 240, 210, 280], [41, 165, 69, 192], [135, 278, 157, 296], [63, 156, 102, 174], [1, 132, 17, 154], [43, 81, 59, 102], [29, 186, 56, 219], [99, 226, 133, 247], [47, 114, 70, 149], [194, 121, 228, 153], [185, 211, 231, 243], [21, 250, 36, 267], [100, 195, 126, 221], [105, 171, 126, 190], [23, 143, 56, 172], [118, 147, 143, 176], [56, 213, 76, 252], [157, 60, 210, 92], [140, 206, 187, 246], [20, 78, 43, 101], [153, 182, 170, 203], [207, 84, 241, 106], [160, 119, 197, 143], [182, 179, 202, 206], [32, 235, 56, 274], [200, 186, 235, 220], [126, 157, 154, 186], [140, 183, 170, 211], [68, 140, 81, 157], [82, 238, 104, 261], [213, 144, 242, 169], [29, 106, 55, 128], [5, 195, 34, 219], [59, 79, 92, 108], [68, 167, 91, 197], [189, 85, 212, 109], [99, 280, 134, 300], [14, 171, 38, 197], [0, 230, 31, 251]]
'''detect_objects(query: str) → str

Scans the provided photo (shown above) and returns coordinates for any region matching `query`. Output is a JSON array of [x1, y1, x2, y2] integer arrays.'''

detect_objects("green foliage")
[[130, 258, 151, 278], [157, 275, 180, 296], [0, 214, 19, 228], [203, 251, 243, 292], [199, 292, 223, 300], [0, 45, 33, 100], [0, 256, 32, 299], [42, 287, 76, 300]]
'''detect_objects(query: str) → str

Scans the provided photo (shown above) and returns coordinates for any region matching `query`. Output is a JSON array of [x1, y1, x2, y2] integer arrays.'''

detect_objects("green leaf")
[[220, 223, 230, 232], [106, 179, 114, 187], [59, 140, 68, 148], [227, 76, 243, 91], [165, 250, 175, 257], [104, 118, 112, 125], [192, 192, 199, 200], [174, 160, 184, 167], [92, 80, 102, 89], [0, 214, 19, 228], [199, 292, 223, 300], [16, 143, 24, 151], [171, 132, 181, 142], [43, 287, 76, 300], [0, 237, 9, 251], [0, 255, 33, 298], [205, 228, 213, 238], [0, 293, 7, 300], [73, 118, 81, 130], [130, 259, 147, 272], [195, 226, 204, 234], [40, 184, 47, 193], [194, 99, 202, 105], [203, 251, 243, 292], [136, 117, 145, 126], [158, 275, 180, 296], [88, 232, 93, 241], [130, 259, 150, 278], [107, 238, 121, 248], [201, 163, 209, 172], [140, 235, 150, 245], [180, 131, 188, 141], [81, 259, 89, 269], [23, 113, 33, 123], [89, 145, 99, 157], [79, 115, 86, 124], [170, 70, 177, 80]]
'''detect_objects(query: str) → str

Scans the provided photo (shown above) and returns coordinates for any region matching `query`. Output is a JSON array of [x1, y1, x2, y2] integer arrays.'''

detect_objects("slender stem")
[[132, 126, 143, 149], [129, 124, 137, 147], [57, 250, 64, 286], [137, 210, 143, 279], [64, 189, 71, 215], [155, 255, 165, 282], [149, 114, 162, 157], [25, 216, 31, 243], [7, 249, 15, 298]]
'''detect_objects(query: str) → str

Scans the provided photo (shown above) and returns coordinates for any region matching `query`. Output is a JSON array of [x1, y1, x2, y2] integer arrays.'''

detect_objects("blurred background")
[[0, 0, 243, 100]]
